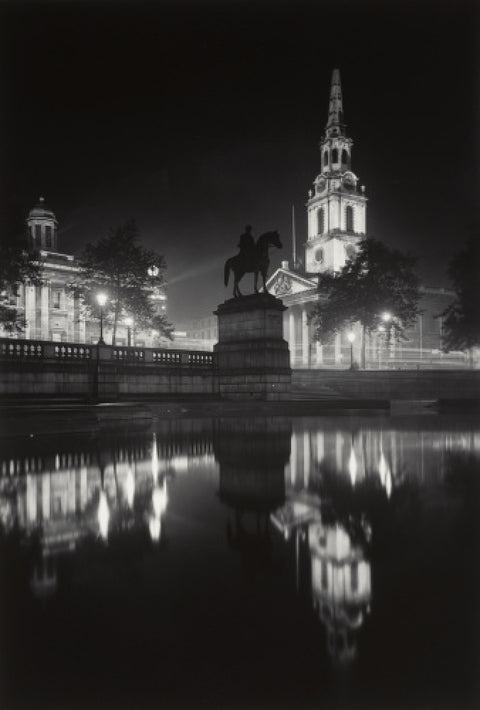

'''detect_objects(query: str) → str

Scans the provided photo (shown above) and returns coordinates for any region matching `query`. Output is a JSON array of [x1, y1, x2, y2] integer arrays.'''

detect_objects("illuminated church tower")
[[305, 69, 367, 274]]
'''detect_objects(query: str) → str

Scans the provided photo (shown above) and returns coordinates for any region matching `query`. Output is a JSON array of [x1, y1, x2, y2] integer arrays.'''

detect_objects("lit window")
[[317, 208, 324, 235], [346, 205, 354, 232]]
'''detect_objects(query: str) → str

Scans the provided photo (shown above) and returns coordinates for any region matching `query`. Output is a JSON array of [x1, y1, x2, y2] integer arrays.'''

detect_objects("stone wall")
[[292, 369, 480, 400]]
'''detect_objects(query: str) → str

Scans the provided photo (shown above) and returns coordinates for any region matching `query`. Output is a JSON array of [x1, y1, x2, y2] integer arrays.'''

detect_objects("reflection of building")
[[309, 521, 371, 665], [284, 419, 480, 494], [1, 197, 168, 345], [271, 489, 371, 665], [0, 429, 205, 597]]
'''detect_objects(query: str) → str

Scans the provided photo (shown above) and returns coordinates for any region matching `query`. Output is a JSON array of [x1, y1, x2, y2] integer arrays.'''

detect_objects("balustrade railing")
[[1, 341, 43, 359], [113, 348, 145, 362], [55, 344, 92, 360], [0, 337, 215, 368]]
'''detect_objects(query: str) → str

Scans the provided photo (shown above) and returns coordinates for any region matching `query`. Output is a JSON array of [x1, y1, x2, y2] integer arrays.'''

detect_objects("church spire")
[[326, 68, 345, 138]]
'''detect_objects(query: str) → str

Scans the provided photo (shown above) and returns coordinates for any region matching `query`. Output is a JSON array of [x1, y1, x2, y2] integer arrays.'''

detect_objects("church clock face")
[[316, 178, 326, 193], [343, 173, 355, 190]]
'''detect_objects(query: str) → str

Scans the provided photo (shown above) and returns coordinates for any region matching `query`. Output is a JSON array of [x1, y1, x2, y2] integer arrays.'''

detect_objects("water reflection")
[[0, 413, 479, 707], [214, 418, 289, 575]]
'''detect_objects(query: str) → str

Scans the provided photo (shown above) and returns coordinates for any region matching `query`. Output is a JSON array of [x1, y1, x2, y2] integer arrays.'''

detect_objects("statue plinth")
[[214, 293, 291, 400]]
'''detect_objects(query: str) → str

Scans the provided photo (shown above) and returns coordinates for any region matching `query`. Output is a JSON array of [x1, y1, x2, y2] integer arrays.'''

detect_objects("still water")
[[1, 413, 479, 709]]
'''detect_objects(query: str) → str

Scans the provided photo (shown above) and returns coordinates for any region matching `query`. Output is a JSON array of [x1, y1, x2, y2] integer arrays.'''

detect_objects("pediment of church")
[[266, 268, 317, 298]]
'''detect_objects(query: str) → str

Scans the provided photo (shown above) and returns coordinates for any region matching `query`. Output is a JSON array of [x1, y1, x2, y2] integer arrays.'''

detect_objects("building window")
[[45, 226, 52, 248], [317, 208, 324, 235], [35, 224, 42, 241], [53, 291, 61, 309], [324, 150, 329, 166], [342, 149, 348, 165], [346, 205, 354, 232], [332, 148, 338, 163]]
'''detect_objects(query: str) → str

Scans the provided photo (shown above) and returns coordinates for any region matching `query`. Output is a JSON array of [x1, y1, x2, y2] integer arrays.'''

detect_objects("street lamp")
[[382, 311, 392, 323], [347, 331, 355, 370], [124, 316, 133, 347], [96, 292, 108, 344]]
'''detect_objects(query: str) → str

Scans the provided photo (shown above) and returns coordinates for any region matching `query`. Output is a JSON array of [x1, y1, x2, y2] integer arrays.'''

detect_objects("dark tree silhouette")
[[72, 219, 173, 344], [0, 194, 42, 332], [309, 238, 420, 368], [441, 236, 480, 365]]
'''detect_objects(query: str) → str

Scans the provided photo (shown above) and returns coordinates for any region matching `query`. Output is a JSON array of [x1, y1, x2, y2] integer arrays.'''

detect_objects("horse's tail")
[[224, 258, 231, 286]]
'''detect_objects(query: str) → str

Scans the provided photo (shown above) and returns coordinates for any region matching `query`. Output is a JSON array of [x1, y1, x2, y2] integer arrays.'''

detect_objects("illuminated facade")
[[266, 69, 459, 369], [1, 197, 168, 346]]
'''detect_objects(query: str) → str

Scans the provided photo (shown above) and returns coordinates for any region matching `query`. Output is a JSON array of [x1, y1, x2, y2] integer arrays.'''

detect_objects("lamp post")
[[96, 292, 108, 344], [347, 331, 355, 370], [124, 316, 133, 347], [378, 325, 385, 369], [381, 311, 393, 364]]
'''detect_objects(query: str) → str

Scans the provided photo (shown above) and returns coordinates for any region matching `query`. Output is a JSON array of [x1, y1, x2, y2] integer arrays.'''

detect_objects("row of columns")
[[23, 284, 86, 342], [286, 304, 343, 368]]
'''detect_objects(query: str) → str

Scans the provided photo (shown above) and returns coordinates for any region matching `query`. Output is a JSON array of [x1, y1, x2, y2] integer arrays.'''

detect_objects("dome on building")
[[28, 196, 57, 221]]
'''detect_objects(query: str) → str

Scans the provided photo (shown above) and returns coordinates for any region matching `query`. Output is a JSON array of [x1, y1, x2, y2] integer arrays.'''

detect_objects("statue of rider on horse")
[[224, 225, 282, 298]]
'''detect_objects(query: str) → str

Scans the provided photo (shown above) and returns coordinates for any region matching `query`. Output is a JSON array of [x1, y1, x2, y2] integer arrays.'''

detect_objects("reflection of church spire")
[[309, 520, 371, 666]]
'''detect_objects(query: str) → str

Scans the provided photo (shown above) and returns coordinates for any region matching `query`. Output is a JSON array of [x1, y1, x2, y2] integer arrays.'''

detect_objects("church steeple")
[[326, 68, 345, 138], [305, 69, 367, 275]]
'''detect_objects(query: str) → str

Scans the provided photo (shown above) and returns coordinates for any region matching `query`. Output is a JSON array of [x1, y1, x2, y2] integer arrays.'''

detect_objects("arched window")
[[346, 205, 354, 232], [342, 149, 348, 165], [45, 226, 52, 248], [332, 148, 338, 163], [317, 208, 324, 235], [324, 150, 329, 166]]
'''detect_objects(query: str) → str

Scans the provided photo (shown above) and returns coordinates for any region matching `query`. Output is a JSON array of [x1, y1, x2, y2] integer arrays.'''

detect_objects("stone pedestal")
[[214, 293, 291, 400]]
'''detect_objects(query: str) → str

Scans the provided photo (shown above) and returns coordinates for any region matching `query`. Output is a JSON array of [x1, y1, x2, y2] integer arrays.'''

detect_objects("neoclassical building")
[[2, 198, 168, 346], [266, 69, 457, 368]]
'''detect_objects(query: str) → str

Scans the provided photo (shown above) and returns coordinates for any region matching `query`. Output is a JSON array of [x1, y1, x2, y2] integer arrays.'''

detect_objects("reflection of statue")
[[214, 418, 290, 575], [224, 229, 282, 297]]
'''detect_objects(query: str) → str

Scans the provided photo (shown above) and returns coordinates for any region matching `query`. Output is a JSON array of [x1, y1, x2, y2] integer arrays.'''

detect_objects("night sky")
[[1, 0, 478, 325]]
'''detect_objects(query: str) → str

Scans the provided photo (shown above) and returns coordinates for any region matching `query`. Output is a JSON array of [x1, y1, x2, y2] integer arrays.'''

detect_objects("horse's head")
[[258, 230, 282, 250]]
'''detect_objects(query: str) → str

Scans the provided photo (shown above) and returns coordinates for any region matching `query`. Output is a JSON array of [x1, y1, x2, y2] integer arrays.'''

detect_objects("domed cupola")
[[27, 196, 58, 251]]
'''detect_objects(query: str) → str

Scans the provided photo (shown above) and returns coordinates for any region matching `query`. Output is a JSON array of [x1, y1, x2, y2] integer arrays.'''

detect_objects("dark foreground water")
[[1, 413, 479, 710]]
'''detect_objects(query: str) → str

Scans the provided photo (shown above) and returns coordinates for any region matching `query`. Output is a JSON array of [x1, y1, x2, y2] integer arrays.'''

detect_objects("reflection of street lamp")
[[347, 331, 355, 370], [96, 292, 108, 344], [124, 316, 133, 347]]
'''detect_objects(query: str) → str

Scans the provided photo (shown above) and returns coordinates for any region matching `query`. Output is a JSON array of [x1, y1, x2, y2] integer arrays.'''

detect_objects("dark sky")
[[1, 0, 478, 324]]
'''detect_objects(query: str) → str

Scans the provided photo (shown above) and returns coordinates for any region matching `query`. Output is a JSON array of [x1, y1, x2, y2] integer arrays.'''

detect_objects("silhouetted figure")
[[224, 229, 282, 297], [237, 225, 255, 269]]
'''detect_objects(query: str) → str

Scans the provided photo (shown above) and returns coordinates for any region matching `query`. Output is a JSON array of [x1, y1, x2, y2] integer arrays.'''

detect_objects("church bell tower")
[[305, 69, 367, 274]]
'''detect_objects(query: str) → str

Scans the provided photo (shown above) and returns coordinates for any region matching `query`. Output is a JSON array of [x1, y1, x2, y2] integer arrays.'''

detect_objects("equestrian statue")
[[224, 225, 282, 298]]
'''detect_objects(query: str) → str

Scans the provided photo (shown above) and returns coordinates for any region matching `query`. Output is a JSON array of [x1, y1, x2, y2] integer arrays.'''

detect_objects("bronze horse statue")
[[224, 230, 282, 297]]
